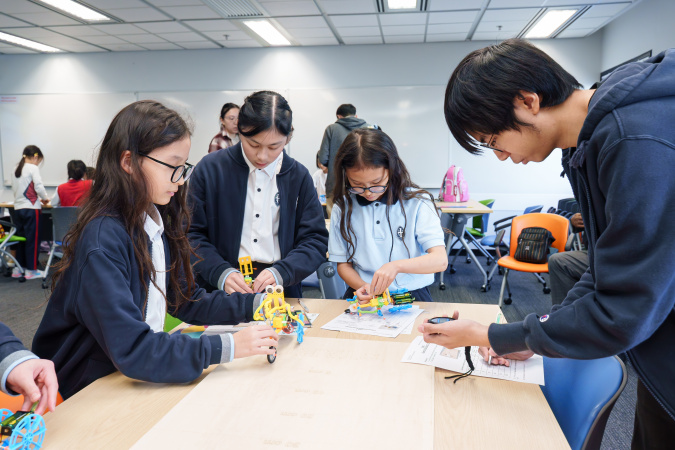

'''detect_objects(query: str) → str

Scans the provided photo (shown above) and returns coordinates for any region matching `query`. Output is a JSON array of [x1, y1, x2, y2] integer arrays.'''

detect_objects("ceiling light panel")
[[525, 9, 577, 38], [387, 0, 418, 10], [0, 31, 62, 52], [38, 0, 112, 21], [243, 20, 291, 46]]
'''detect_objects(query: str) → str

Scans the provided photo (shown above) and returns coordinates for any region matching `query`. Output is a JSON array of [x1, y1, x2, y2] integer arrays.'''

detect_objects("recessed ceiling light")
[[38, 0, 112, 22], [525, 9, 578, 39], [387, 0, 418, 10], [0, 31, 62, 52], [243, 20, 290, 46]]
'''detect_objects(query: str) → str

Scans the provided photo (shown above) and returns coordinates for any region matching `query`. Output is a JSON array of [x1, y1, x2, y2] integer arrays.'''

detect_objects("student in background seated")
[[51, 160, 93, 207], [189, 91, 328, 298], [1, 322, 58, 415], [312, 151, 328, 203], [11, 145, 49, 280], [32, 101, 278, 400], [548, 213, 588, 306], [328, 128, 447, 303], [208, 102, 240, 153], [84, 166, 95, 181]]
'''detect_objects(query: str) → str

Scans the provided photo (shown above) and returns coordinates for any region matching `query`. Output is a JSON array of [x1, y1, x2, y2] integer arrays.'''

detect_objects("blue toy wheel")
[[8, 414, 45, 450], [0, 409, 12, 422]]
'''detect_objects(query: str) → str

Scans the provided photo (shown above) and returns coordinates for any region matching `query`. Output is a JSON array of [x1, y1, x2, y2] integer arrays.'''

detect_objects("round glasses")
[[142, 154, 194, 183], [347, 185, 387, 195]]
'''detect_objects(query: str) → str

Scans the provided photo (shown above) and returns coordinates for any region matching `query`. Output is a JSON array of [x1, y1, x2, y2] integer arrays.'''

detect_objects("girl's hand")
[[224, 272, 254, 294], [355, 284, 373, 303], [252, 269, 276, 293], [370, 261, 399, 296], [417, 311, 489, 349], [233, 324, 279, 359], [477, 347, 535, 366], [6, 358, 58, 415]]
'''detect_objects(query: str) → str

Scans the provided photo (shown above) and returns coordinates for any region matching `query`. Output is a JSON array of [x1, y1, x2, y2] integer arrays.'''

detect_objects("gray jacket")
[[318, 116, 371, 196]]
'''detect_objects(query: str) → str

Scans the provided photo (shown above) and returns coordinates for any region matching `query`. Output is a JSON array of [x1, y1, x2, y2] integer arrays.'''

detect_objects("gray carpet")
[[1, 251, 635, 449]]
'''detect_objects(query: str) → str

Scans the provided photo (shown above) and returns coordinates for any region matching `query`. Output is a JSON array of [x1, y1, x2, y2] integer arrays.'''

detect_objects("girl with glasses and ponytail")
[[33, 100, 278, 400], [328, 128, 448, 303]]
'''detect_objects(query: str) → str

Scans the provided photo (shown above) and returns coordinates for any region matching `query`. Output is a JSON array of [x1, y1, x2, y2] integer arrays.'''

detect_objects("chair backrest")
[[472, 199, 495, 232], [523, 205, 543, 214], [509, 213, 569, 255], [541, 356, 627, 450], [51, 207, 79, 243]]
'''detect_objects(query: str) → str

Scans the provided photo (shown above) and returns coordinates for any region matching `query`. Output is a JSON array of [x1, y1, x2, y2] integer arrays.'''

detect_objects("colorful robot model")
[[238, 256, 254, 288], [0, 405, 45, 450], [253, 285, 305, 364], [346, 288, 415, 317]]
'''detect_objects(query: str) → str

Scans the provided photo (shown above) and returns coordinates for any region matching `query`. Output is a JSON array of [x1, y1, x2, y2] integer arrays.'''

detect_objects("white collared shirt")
[[238, 148, 283, 263], [143, 206, 166, 333]]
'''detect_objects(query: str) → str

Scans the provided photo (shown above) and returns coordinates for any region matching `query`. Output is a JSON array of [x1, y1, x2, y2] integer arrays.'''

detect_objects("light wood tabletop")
[[0, 202, 52, 209], [42, 299, 568, 450]]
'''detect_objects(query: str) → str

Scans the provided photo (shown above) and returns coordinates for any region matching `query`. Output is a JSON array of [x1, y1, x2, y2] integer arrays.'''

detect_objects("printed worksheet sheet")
[[401, 336, 545, 385], [201, 314, 319, 336], [321, 305, 424, 338]]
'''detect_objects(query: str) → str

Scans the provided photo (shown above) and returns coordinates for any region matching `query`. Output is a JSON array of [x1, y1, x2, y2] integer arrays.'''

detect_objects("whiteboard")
[[137, 90, 259, 164], [287, 86, 450, 188], [0, 93, 136, 186]]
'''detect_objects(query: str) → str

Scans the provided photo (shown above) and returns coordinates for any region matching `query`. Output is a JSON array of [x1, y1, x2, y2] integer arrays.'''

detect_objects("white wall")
[[0, 35, 604, 212], [601, 0, 674, 71]]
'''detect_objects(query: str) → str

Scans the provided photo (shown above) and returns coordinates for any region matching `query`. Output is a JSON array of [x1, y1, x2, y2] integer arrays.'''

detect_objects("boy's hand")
[[370, 261, 399, 296], [6, 358, 58, 415], [233, 324, 279, 359], [224, 272, 254, 294]]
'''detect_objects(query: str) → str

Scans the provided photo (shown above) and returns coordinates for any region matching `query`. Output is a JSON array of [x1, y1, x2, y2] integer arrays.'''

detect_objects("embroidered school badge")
[[397, 226, 405, 240], [539, 315, 549, 322], [274, 192, 280, 206]]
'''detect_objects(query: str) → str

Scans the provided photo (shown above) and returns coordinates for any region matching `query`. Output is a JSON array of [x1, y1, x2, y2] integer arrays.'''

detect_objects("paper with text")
[[321, 305, 424, 338]]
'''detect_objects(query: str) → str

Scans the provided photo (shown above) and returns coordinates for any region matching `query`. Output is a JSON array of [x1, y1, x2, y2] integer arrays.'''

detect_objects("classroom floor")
[[1, 251, 635, 449]]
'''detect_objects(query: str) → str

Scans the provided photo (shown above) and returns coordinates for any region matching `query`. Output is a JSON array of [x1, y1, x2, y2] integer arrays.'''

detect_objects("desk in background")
[[42, 299, 568, 450], [437, 200, 493, 291], [0, 202, 53, 242]]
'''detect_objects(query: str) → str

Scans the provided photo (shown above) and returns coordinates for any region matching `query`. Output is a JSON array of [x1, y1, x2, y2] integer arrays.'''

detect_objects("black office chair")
[[0, 217, 26, 282], [42, 207, 79, 289]]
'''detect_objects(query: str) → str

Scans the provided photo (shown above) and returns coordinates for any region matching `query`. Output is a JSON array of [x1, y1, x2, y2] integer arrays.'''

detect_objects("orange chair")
[[497, 213, 570, 307], [0, 390, 64, 413]]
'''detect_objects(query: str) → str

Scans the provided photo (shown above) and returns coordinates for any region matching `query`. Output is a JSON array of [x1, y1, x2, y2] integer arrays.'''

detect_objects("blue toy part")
[[388, 304, 413, 313], [296, 312, 305, 344], [1, 412, 45, 450], [389, 288, 406, 295]]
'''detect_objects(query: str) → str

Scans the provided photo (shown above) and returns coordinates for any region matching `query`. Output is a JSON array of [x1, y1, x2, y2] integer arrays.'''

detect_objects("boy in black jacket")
[[189, 91, 328, 298]]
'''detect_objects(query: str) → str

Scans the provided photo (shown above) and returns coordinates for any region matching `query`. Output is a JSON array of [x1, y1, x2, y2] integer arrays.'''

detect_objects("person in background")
[[51, 160, 93, 207], [318, 104, 375, 217], [84, 166, 95, 181], [11, 145, 49, 280], [548, 213, 588, 306], [312, 151, 328, 204], [1, 322, 58, 415], [208, 102, 240, 153], [189, 91, 328, 298]]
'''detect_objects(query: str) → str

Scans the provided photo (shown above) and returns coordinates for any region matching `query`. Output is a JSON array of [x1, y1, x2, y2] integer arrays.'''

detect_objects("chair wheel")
[[465, 259, 472, 264], [18, 276, 26, 283], [504, 297, 512, 305], [481, 285, 487, 292], [439, 284, 446, 291], [543, 287, 551, 294], [486, 260, 492, 266], [42, 281, 49, 289], [449, 267, 456, 274]]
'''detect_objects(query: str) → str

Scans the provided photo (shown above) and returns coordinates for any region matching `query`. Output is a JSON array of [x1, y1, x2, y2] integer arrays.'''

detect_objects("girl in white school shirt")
[[328, 128, 448, 302]]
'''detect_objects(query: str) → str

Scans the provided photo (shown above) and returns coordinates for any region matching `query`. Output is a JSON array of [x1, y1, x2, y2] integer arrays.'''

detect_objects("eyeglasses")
[[224, 115, 238, 121], [476, 134, 504, 154], [348, 185, 388, 195], [141, 154, 194, 183]]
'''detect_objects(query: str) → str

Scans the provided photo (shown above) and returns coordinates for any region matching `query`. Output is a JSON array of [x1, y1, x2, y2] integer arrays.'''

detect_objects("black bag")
[[514, 227, 555, 264]]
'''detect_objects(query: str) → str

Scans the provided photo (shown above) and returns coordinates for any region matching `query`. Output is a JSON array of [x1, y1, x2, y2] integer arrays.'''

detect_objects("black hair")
[[333, 128, 436, 262], [85, 166, 95, 181], [336, 104, 356, 117], [15, 145, 43, 178], [237, 91, 292, 137], [67, 160, 87, 180], [219, 102, 239, 120], [445, 38, 582, 154]]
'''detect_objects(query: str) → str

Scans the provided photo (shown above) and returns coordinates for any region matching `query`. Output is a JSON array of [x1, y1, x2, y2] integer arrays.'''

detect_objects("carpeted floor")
[[1, 250, 635, 449]]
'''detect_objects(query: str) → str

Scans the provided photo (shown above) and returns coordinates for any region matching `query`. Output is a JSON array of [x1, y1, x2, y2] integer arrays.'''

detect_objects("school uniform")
[[208, 124, 239, 153], [32, 215, 264, 400], [1, 322, 38, 396], [328, 193, 445, 300], [312, 169, 327, 199], [11, 163, 49, 270], [188, 142, 329, 298], [52, 179, 92, 207]]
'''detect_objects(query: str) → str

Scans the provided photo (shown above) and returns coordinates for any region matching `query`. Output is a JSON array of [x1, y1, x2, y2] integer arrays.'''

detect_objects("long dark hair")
[[52, 100, 197, 311], [238, 90, 293, 137], [333, 128, 435, 262], [15, 145, 43, 178]]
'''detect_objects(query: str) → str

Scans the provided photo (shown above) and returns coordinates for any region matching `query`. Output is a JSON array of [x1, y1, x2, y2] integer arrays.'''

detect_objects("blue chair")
[[541, 356, 627, 450], [41, 207, 79, 289]]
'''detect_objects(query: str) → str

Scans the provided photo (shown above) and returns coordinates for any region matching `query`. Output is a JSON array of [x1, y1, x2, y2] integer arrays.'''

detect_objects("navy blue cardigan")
[[1, 322, 35, 394], [188, 143, 328, 293], [32, 216, 258, 399]]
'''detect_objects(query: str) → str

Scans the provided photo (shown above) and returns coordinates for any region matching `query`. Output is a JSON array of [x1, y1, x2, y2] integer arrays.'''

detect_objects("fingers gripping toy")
[[253, 285, 305, 364], [345, 288, 414, 317], [0, 404, 46, 450], [238, 256, 254, 288]]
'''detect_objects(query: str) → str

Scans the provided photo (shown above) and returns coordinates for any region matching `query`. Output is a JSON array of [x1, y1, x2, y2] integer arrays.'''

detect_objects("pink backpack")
[[439, 165, 469, 202]]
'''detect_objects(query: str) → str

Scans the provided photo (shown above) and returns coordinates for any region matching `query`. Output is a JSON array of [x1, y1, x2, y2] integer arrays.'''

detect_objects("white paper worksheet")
[[402, 336, 545, 385], [321, 305, 424, 338]]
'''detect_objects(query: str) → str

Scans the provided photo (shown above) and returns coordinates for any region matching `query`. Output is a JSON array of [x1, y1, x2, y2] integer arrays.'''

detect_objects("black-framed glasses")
[[348, 185, 388, 195], [476, 134, 504, 154], [142, 154, 194, 183]]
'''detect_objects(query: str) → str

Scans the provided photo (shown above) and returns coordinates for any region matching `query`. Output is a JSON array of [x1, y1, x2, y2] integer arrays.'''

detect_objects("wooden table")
[[437, 200, 494, 291], [42, 299, 568, 449]]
